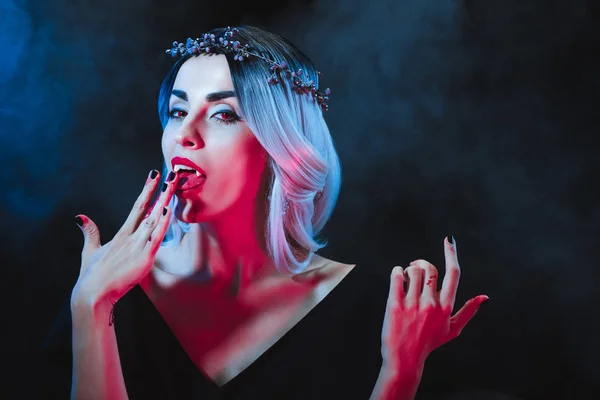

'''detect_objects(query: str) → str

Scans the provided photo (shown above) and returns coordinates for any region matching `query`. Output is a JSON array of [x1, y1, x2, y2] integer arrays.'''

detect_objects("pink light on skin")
[[137, 55, 327, 374], [156, 54, 279, 292]]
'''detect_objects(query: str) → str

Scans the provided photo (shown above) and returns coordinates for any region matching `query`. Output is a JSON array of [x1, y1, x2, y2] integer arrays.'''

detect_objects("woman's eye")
[[168, 109, 187, 119], [213, 110, 240, 125]]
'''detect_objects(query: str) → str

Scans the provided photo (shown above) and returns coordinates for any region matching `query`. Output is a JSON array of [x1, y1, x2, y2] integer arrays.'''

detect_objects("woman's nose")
[[174, 121, 205, 149]]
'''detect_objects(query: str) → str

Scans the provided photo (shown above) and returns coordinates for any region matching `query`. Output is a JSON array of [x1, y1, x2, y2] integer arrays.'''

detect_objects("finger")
[[143, 198, 158, 220], [387, 266, 406, 308], [421, 262, 439, 300], [133, 205, 162, 249], [76, 214, 101, 262], [404, 265, 424, 305], [152, 170, 179, 215], [440, 235, 461, 311], [145, 206, 172, 258], [143, 171, 179, 240], [142, 170, 177, 219], [133, 172, 179, 246], [448, 295, 489, 339], [116, 169, 161, 239]]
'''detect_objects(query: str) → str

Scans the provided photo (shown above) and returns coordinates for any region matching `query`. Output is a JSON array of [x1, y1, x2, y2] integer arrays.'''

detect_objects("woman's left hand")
[[380, 236, 489, 375]]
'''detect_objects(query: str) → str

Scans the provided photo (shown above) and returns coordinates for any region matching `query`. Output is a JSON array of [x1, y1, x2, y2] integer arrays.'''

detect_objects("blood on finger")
[[144, 200, 157, 219]]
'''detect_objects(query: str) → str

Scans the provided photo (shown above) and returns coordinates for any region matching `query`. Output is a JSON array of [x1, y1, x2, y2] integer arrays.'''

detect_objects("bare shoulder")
[[292, 254, 356, 287]]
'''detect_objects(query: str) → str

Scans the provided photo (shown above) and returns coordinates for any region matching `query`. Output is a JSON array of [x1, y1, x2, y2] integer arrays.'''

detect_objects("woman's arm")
[[68, 170, 179, 399], [70, 295, 128, 400], [369, 361, 423, 400], [372, 237, 488, 399]]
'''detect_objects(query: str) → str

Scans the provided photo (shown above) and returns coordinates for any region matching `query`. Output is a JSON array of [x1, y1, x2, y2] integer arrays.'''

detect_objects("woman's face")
[[162, 54, 267, 223]]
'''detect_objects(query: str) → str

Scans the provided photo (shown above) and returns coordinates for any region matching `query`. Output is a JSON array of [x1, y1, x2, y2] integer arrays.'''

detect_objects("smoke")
[[248, 1, 600, 395], [0, 0, 98, 224], [254, 0, 599, 275], [0, 0, 31, 84], [1, 0, 598, 396]]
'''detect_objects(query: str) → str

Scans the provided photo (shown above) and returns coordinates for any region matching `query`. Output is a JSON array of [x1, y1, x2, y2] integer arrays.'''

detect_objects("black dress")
[[42, 266, 390, 399]]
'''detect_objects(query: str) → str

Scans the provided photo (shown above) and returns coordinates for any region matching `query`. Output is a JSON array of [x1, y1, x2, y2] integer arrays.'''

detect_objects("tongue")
[[176, 171, 206, 191]]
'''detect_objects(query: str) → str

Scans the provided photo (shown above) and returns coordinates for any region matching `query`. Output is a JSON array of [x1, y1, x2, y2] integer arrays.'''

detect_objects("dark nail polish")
[[447, 234, 454, 245], [75, 216, 83, 227], [150, 170, 158, 179], [167, 171, 176, 182], [162, 183, 167, 192], [162, 207, 168, 216]]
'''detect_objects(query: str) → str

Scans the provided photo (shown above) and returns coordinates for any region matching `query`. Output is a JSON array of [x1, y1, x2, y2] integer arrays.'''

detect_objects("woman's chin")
[[174, 201, 221, 223], [174, 201, 203, 223]]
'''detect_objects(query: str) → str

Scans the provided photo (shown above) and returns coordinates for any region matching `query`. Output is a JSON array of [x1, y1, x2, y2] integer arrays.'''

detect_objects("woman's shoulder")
[[290, 255, 354, 287], [295, 255, 390, 300]]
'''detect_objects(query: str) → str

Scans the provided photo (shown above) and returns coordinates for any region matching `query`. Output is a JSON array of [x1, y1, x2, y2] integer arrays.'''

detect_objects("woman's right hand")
[[71, 169, 179, 310]]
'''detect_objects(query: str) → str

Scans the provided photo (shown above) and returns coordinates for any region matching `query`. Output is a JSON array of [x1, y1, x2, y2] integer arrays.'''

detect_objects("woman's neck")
[[176, 200, 277, 294]]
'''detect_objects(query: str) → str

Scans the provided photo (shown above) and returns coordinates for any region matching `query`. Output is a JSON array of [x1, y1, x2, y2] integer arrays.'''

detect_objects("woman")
[[43, 26, 488, 399]]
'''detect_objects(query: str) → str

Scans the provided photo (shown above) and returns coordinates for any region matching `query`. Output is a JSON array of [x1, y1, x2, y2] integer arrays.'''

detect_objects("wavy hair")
[[157, 25, 341, 274]]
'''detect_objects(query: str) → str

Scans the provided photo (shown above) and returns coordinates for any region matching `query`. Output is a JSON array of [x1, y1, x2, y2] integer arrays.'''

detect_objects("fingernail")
[[167, 171, 176, 182], [447, 234, 454, 245], [162, 183, 168, 192], [481, 297, 489, 306], [162, 207, 168, 216], [150, 170, 158, 179], [75, 216, 83, 227]]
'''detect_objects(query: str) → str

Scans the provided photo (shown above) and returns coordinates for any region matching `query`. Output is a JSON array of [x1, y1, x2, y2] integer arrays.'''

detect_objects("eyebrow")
[[171, 89, 236, 102]]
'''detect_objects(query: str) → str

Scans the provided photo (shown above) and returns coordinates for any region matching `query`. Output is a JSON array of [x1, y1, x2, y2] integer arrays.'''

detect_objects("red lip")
[[170, 156, 206, 176]]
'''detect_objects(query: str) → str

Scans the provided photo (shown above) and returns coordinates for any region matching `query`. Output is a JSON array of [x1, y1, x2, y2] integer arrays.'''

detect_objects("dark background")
[[1, 0, 599, 398]]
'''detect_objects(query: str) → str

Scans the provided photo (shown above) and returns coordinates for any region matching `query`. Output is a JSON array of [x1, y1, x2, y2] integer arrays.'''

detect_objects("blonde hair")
[[157, 26, 341, 274]]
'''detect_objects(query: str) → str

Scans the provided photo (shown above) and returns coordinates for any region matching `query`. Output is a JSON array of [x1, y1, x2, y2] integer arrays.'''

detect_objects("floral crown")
[[166, 27, 331, 112]]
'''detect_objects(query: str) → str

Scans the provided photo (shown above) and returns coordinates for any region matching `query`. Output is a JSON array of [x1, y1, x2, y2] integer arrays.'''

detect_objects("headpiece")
[[166, 27, 331, 112]]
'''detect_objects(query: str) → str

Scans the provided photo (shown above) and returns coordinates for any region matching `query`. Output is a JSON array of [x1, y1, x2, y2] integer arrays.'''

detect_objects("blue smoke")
[[1, 0, 66, 220], [0, 0, 103, 222]]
